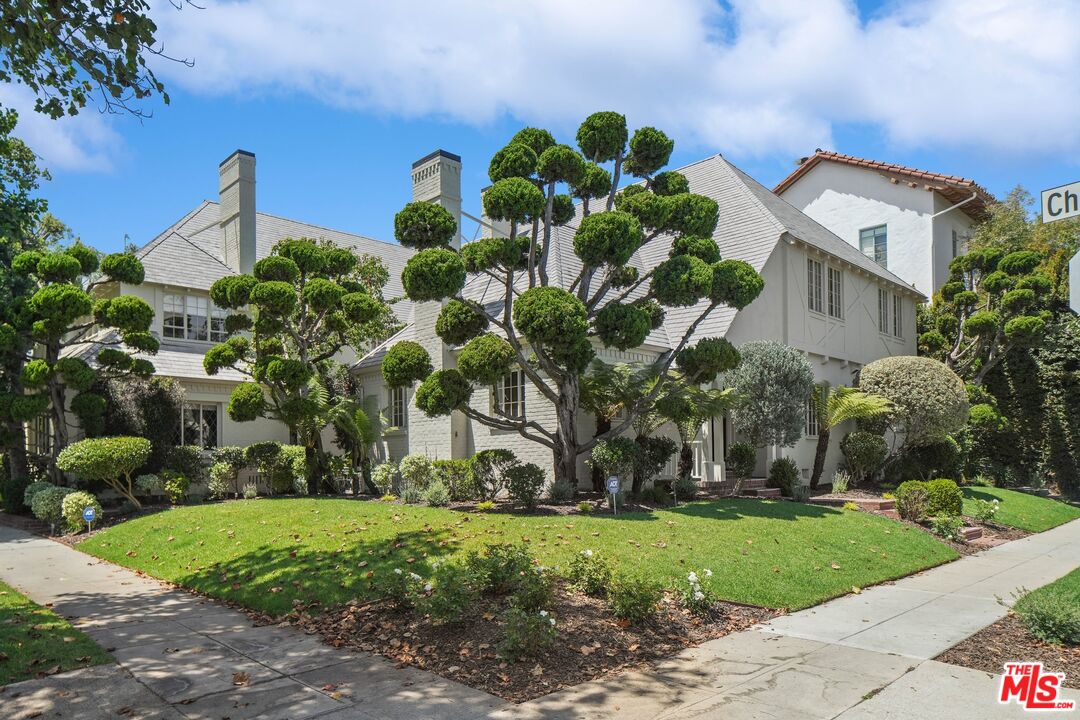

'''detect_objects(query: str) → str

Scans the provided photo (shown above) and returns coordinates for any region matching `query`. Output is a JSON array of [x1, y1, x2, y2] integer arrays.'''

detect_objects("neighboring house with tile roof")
[[774, 150, 996, 297], [352, 152, 923, 487]]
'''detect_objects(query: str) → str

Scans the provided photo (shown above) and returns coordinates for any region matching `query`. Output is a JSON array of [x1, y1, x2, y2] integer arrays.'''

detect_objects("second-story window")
[[807, 258, 823, 313], [163, 294, 228, 342], [827, 267, 844, 319], [860, 225, 888, 267]]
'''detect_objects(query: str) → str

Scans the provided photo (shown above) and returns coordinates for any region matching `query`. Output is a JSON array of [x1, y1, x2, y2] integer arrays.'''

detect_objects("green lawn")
[[78, 498, 957, 613], [962, 487, 1080, 533], [0, 580, 112, 685], [1017, 567, 1080, 611]]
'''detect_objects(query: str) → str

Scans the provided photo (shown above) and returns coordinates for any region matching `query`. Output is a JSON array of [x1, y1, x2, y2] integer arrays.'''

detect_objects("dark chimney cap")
[[219, 149, 256, 167], [412, 149, 461, 169]]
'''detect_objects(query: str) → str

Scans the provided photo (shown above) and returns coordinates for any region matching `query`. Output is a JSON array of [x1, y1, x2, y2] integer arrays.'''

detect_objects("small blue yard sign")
[[607, 476, 620, 515], [83, 506, 96, 530]]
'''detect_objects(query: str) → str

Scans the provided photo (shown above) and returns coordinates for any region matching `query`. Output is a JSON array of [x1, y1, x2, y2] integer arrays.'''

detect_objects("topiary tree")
[[387, 113, 763, 488], [858, 356, 969, 463], [919, 246, 1052, 384], [56, 436, 151, 508], [204, 237, 395, 493], [723, 341, 814, 449], [3, 241, 157, 477]]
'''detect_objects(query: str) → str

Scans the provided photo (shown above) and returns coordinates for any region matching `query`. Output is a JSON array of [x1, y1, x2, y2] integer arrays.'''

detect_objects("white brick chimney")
[[219, 149, 257, 274], [407, 149, 467, 460], [411, 149, 462, 248]]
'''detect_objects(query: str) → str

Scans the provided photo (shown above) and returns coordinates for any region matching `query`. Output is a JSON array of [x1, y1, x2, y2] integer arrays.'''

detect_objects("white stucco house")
[[47, 147, 924, 491], [774, 150, 995, 297], [353, 150, 923, 488]]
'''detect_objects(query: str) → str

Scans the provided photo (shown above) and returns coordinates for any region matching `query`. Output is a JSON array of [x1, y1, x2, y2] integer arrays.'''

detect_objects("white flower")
[[693, 590, 705, 601], [423, 583, 432, 592], [409, 572, 421, 581], [539, 610, 549, 617], [703, 569, 713, 578], [582, 549, 594, 558], [393, 568, 403, 575], [687, 572, 698, 584], [549, 618, 556, 626]]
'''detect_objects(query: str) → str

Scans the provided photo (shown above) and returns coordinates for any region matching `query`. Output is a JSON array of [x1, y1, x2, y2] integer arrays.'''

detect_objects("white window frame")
[[180, 402, 220, 449], [859, 225, 888, 267], [892, 294, 903, 338], [494, 369, 526, 420], [805, 398, 819, 437], [389, 386, 408, 430], [163, 293, 227, 342], [807, 258, 823, 314], [827, 266, 844, 319], [877, 288, 889, 334], [27, 414, 52, 455]]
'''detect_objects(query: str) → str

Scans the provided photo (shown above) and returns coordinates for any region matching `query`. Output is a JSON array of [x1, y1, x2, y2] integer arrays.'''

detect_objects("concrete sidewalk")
[[2, 519, 1079, 719], [501, 518, 1080, 719], [0, 526, 505, 720]]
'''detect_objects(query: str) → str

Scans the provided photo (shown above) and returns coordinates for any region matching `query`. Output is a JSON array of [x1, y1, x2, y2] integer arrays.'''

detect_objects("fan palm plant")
[[808, 383, 893, 489], [656, 381, 736, 488]]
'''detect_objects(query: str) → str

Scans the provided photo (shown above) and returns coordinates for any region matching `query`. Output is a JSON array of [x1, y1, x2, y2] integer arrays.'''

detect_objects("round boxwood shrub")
[[506, 462, 546, 510], [858, 356, 968, 448], [895, 480, 929, 521], [926, 478, 963, 517], [767, 457, 799, 497], [488, 142, 538, 183], [651, 171, 689, 197], [572, 163, 612, 200], [840, 431, 888, 484], [23, 480, 56, 508], [61, 490, 102, 533], [31, 485, 76, 528]]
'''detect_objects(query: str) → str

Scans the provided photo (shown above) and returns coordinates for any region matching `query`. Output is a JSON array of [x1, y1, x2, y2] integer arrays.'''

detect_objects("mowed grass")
[[1016, 567, 1080, 614], [78, 498, 957, 614], [0, 580, 112, 685], [962, 486, 1080, 533]]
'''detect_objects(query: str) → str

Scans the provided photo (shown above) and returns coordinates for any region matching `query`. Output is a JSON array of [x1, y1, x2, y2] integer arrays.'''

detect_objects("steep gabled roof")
[[773, 150, 995, 220]]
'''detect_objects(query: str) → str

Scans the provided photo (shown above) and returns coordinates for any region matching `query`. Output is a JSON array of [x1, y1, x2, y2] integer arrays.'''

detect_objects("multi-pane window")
[[827, 267, 843, 319], [389, 386, 407, 429], [805, 398, 819, 437], [892, 294, 903, 338], [163, 294, 227, 342], [807, 259, 823, 313], [859, 225, 888, 267], [878, 288, 889, 333], [181, 403, 219, 449], [494, 370, 526, 420], [27, 414, 51, 455]]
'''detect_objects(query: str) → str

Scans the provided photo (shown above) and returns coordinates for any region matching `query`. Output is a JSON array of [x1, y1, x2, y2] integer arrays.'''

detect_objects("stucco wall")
[[779, 162, 938, 295]]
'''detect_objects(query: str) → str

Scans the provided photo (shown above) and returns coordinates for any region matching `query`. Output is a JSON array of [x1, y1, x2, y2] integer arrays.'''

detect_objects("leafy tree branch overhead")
[[383, 111, 765, 488]]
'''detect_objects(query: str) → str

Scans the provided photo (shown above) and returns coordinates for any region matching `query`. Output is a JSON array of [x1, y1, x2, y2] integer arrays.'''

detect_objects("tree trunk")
[[360, 456, 379, 495], [306, 434, 326, 495], [677, 441, 693, 484], [553, 377, 580, 493], [631, 433, 649, 496], [810, 426, 830, 490], [3, 425, 29, 485], [591, 415, 610, 493]]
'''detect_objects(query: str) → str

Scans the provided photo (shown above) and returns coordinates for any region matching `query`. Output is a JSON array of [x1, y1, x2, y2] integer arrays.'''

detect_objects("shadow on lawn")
[[167, 521, 462, 616], [583, 497, 841, 523]]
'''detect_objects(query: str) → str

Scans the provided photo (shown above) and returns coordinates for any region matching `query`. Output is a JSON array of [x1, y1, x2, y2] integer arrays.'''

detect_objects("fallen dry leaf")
[[233, 671, 251, 686]]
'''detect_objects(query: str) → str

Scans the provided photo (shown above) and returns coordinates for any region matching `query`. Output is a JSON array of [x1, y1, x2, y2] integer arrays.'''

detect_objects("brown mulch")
[[812, 489, 885, 501], [284, 582, 777, 703], [937, 613, 1080, 687]]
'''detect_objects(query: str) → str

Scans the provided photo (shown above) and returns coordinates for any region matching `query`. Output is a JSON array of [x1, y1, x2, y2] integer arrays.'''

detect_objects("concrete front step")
[[747, 487, 781, 498]]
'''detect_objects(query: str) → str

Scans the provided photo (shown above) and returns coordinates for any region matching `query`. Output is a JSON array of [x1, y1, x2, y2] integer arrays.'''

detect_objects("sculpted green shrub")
[[840, 432, 888, 484], [768, 457, 799, 497], [926, 478, 963, 517], [859, 357, 968, 450], [61, 490, 102, 532], [505, 462, 545, 510], [895, 480, 929, 521], [56, 436, 151, 508], [31, 485, 75, 528]]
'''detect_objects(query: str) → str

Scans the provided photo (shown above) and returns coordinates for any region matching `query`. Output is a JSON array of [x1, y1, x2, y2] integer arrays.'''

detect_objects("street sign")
[[1041, 181, 1080, 224]]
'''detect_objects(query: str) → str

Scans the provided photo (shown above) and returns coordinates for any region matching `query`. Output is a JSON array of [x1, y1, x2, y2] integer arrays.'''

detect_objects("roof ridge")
[[711, 155, 787, 238], [135, 200, 214, 259]]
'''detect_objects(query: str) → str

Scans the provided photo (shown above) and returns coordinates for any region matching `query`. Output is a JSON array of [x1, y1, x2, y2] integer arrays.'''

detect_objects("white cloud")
[[0, 84, 123, 172]]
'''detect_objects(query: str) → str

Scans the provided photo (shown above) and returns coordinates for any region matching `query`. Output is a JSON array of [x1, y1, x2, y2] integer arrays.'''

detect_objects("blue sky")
[[6, 0, 1079, 254]]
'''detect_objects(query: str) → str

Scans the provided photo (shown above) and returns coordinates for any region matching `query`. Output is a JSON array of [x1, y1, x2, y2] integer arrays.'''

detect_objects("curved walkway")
[[1, 519, 1079, 719]]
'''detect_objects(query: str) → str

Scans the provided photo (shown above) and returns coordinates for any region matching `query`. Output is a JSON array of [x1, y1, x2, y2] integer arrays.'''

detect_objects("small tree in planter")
[[56, 436, 150, 508]]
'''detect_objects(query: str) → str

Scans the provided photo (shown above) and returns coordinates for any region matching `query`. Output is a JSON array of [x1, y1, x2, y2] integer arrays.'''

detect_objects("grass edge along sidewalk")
[[0, 579, 112, 686], [962, 486, 1080, 533], [77, 497, 958, 615]]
